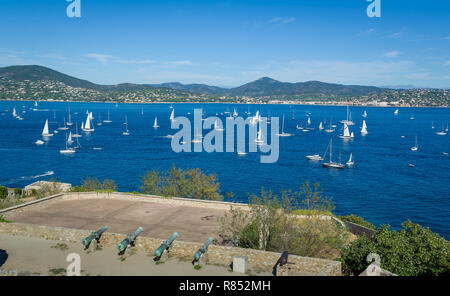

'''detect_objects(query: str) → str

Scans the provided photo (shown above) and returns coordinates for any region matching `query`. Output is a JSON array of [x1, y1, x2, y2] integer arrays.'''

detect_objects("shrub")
[[0, 186, 7, 200], [13, 188, 23, 199], [341, 221, 450, 276], [338, 214, 376, 230], [141, 165, 223, 201], [71, 177, 117, 192]]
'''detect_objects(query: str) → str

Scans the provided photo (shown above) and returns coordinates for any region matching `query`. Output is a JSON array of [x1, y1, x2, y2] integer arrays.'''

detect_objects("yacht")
[[322, 139, 345, 169]]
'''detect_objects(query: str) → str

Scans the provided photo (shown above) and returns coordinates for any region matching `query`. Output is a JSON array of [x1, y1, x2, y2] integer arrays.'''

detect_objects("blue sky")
[[0, 0, 449, 88]]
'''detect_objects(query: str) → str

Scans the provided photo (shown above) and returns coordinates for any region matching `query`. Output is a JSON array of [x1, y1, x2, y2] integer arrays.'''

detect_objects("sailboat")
[[103, 109, 112, 123], [123, 116, 130, 136], [339, 123, 354, 139], [361, 120, 368, 135], [319, 122, 324, 131], [170, 109, 175, 122], [74, 137, 82, 150], [67, 132, 74, 145], [192, 128, 202, 143], [97, 114, 103, 126], [394, 109, 399, 116], [255, 125, 264, 145], [214, 120, 224, 132], [82, 114, 95, 132], [276, 115, 292, 137], [59, 133, 76, 154], [340, 105, 355, 125], [72, 122, 82, 138], [153, 117, 159, 128], [346, 153, 354, 166], [67, 107, 73, 126], [58, 117, 69, 130], [322, 139, 345, 169], [42, 119, 53, 137], [362, 111, 367, 118], [436, 123, 447, 136], [307, 117, 311, 126], [411, 136, 418, 151], [432, 121, 435, 129], [324, 119, 335, 133], [233, 108, 238, 118], [445, 123, 449, 132], [12, 107, 17, 117], [33, 101, 38, 111]]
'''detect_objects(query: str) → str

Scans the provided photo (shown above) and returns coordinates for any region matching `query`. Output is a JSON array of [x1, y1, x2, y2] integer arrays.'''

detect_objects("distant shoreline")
[[0, 98, 448, 108]]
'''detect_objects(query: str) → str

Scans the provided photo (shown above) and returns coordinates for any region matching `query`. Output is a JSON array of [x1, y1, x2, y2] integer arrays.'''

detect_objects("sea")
[[0, 101, 449, 239]]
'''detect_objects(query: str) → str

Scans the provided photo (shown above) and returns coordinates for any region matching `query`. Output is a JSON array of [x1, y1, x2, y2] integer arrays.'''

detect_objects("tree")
[[140, 165, 223, 201], [0, 186, 7, 200], [341, 221, 450, 276]]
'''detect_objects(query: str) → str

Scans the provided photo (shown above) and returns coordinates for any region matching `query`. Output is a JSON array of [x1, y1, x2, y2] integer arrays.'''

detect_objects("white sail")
[[361, 120, 368, 135], [394, 109, 399, 115], [12, 107, 17, 117], [363, 111, 367, 118], [34, 101, 38, 107], [343, 124, 350, 137], [319, 122, 324, 130], [233, 109, 238, 117], [42, 119, 50, 135], [170, 109, 175, 121], [68, 132, 73, 145], [153, 117, 159, 128], [308, 117, 311, 125], [85, 115, 91, 130], [81, 121, 84, 130]]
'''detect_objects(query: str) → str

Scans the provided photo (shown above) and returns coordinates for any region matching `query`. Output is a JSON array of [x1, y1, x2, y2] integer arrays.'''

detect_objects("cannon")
[[117, 227, 143, 255], [193, 237, 213, 264], [154, 232, 178, 260], [82, 226, 109, 250]]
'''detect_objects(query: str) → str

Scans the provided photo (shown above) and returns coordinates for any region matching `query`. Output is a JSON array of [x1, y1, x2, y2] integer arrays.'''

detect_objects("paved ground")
[[6, 199, 228, 243], [0, 233, 269, 276]]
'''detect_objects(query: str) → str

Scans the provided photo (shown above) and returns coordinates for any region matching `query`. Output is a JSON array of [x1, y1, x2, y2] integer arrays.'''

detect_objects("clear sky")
[[0, 0, 449, 88]]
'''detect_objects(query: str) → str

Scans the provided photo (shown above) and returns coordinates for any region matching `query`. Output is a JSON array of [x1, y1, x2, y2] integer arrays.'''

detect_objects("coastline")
[[0, 98, 448, 108]]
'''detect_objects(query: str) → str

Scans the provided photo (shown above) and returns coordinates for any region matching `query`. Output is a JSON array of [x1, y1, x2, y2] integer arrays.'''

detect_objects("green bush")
[[338, 214, 376, 230], [13, 188, 23, 199], [0, 215, 11, 223], [341, 221, 450, 276], [0, 186, 7, 200], [141, 165, 223, 201], [71, 177, 117, 192]]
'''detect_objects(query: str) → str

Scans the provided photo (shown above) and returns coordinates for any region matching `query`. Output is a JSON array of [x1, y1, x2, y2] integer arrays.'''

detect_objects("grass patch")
[[49, 268, 66, 276], [292, 209, 334, 216], [194, 265, 202, 270], [0, 215, 11, 223]]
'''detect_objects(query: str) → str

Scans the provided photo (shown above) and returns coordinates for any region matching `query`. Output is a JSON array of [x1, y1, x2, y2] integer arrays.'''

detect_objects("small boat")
[[72, 122, 82, 138], [214, 120, 224, 132], [123, 116, 130, 136], [192, 129, 202, 143], [442, 152, 448, 156], [82, 114, 95, 132], [233, 109, 238, 118], [237, 151, 247, 156], [103, 109, 112, 123], [93, 147, 103, 151], [170, 109, 175, 122], [35, 140, 44, 145], [436, 123, 447, 136], [255, 129, 264, 145], [58, 118, 69, 130], [361, 120, 368, 135], [60, 133, 76, 154], [322, 139, 345, 169], [276, 115, 292, 137], [67, 107, 73, 126], [306, 155, 323, 161], [97, 114, 103, 126], [12, 107, 17, 117], [324, 119, 335, 133], [411, 136, 418, 152], [318, 122, 324, 131], [339, 123, 354, 139], [153, 117, 159, 128], [42, 119, 54, 137], [340, 105, 355, 125], [346, 153, 354, 166], [410, 116, 415, 120], [394, 109, 399, 116], [362, 111, 367, 118], [408, 164, 415, 168]]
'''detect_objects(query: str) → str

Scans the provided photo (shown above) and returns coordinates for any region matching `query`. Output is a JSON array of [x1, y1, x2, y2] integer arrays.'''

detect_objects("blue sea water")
[[0, 101, 449, 239]]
